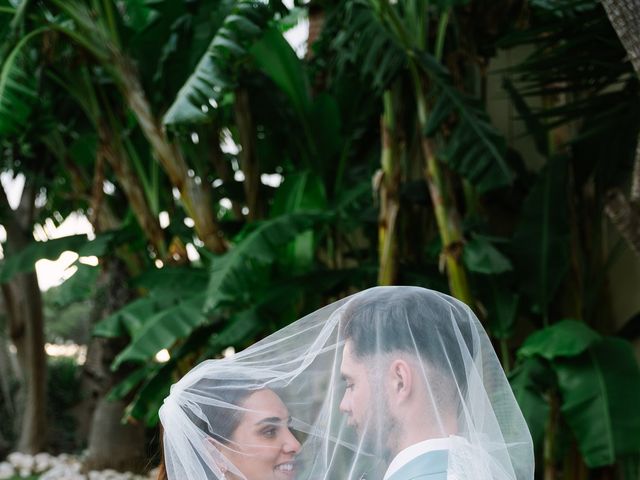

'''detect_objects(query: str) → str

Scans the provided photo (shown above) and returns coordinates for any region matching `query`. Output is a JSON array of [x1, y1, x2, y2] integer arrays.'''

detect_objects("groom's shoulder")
[[386, 449, 449, 480]]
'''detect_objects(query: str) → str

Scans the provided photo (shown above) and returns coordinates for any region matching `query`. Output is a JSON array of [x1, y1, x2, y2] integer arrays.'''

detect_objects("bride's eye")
[[261, 427, 277, 438], [345, 383, 354, 391]]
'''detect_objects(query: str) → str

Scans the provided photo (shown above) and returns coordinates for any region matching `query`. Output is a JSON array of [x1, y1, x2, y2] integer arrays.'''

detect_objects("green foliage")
[[0, 235, 88, 283], [463, 235, 512, 274], [512, 321, 640, 466], [0, 232, 116, 283], [0, 29, 40, 138], [509, 356, 552, 450], [418, 53, 512, 192], [554, 338, 640, 466], [517, 319, 601, 360], [46, 356, 82, 453], [511, 157, 571, 319], [162, 1, 273, 127], [0, 1, 638, 475], [251, 28, 312, 118], [204, 212, 328, 312]]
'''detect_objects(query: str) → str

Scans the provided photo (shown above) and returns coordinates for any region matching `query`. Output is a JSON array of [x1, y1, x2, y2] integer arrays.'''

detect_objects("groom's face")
[[339, 341, 398, 457], [339, 341, 372, 436]]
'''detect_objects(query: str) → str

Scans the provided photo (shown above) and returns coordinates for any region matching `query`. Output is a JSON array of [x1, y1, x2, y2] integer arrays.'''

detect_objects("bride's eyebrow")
[[255, 415, 293, 426], [256, 416, 284, 426]]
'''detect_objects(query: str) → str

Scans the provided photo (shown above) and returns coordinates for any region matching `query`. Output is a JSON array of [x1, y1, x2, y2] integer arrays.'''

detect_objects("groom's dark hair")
[[340, 287, 474, 394]]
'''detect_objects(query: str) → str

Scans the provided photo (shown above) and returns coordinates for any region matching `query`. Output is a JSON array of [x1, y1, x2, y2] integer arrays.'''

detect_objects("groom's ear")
[[388, 359, 412, 404]]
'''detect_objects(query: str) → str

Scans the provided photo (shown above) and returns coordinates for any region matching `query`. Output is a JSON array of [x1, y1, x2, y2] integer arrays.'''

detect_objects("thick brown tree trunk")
[[0, 184, 47, 454], [81, 258, 146, 473]]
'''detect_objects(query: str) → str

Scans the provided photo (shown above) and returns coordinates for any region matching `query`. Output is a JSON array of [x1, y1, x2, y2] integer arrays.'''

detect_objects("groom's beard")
[[359, 393, 399, 463]]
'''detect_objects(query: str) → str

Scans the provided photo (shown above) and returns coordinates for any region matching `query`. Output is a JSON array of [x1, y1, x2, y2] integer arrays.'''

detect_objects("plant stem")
[[378, 90, 401, 285], [435, 9, 450, 62]]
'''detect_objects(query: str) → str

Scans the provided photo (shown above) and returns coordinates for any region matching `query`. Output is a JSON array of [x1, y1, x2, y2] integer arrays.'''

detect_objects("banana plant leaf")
[[162, 1, 273, 127], [511, 156, 571, 318], [94, 266, 209, 339], [477, 276, 519, 340], [251, 27, 311, 118], [514, 321, 640, 466], [463, 234, 513, 274], [270, 171, 328, 272], [517, 319, 601, 360], [554, 338, 640, 466], [111, 292, 208, 369], [0, 27, 40, 138], [204, 211, 329, 312], [0, 233, 113, 283], [509, 356, 553, 451], [123, 322, 221, 426], [49, 262, 98, 308]]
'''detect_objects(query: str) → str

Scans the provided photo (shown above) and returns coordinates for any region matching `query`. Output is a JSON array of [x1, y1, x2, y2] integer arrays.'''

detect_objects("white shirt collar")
[[382, 437, 453, 480]]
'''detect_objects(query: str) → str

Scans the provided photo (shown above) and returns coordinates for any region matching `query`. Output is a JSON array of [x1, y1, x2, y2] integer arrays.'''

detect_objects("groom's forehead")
[[341, 341, 364, 373]]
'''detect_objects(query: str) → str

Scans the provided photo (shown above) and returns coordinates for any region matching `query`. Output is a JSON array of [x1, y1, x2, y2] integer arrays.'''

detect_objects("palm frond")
[[419, 53, 512, 192], [0, 29, 41, 138]]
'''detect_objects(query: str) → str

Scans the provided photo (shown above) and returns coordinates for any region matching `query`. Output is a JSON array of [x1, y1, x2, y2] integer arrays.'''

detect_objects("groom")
[[338, 287, 472, 480]]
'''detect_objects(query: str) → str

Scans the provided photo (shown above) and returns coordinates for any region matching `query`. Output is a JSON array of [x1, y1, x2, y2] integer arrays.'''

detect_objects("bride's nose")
[[283, 428, 301, 454]]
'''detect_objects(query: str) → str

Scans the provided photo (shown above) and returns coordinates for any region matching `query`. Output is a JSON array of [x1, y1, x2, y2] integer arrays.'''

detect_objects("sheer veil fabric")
[[159, 286, 534, 480]]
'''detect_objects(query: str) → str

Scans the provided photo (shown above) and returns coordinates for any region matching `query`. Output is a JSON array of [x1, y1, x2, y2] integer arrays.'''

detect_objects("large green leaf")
[[479, 277, 519, 340], [204, 307, 262, 357], [517, 320, 601, 360], [463, 234, 513, 274], [555, 338, 640, 466], [270, 172, 328, 271], [49, 262, 98, 307], [0, 231, 117, 284], [0, 234, 87, 283], [93, 265, 209, 338], [511, 157, 571, 316], [162, 1, 273, 127], [251, 27, 311, 117], [94, 296, 168, 338], [0, 28, 41, 138], [111, 292, 209, 368], [204, 212, 328, 312], [509, 357, 553, 451]]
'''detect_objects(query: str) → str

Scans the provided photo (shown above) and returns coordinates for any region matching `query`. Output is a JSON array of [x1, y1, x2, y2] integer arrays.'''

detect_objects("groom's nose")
[[339, 392, 349, 415]]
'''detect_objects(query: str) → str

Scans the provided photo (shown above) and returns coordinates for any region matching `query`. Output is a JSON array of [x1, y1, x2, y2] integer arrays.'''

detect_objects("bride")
[[158, 286, 534, 480]]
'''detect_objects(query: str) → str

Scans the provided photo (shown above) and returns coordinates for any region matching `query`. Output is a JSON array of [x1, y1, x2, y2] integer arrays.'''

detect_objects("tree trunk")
[[97, 121, 167, 258], [0, 184, 47, 454], [81, 258, 146, 473], [234, 88, 261, 220], [85, 397, 146, 472], [114, 55, 227, 254], [604, 134, 640, 257]]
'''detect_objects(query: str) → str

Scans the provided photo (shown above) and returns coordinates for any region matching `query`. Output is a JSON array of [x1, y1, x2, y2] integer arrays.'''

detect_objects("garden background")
[[0, 0, 639, 479]]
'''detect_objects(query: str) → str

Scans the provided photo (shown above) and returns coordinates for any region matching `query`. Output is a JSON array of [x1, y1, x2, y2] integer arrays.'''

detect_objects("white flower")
[[0, 462, 15, 480]]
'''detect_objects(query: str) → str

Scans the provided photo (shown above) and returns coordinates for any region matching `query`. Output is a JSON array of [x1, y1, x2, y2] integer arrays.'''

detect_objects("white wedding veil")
[[158, 286, 534, 480]]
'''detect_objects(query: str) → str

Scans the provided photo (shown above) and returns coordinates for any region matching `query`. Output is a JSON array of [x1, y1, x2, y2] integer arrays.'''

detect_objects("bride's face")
[[223, 389, 301, 480]]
